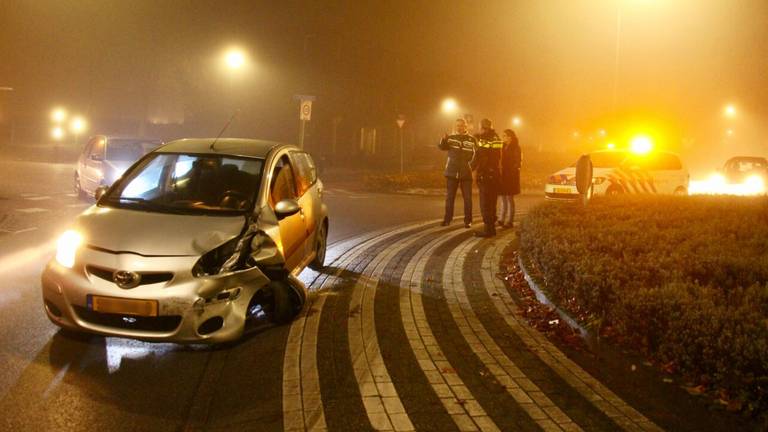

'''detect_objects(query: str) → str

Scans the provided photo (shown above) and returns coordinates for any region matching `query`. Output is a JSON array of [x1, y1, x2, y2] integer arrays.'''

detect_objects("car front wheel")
[[74, 173, 86, 200], [308, 221, 327, 271]]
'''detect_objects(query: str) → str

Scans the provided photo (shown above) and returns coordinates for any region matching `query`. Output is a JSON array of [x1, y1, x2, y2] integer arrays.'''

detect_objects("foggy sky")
[[1, 0, 767, 165]]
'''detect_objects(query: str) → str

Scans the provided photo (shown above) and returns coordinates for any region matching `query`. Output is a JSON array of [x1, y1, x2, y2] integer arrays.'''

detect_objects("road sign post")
[[396, 115, 406, 175], [294, 95, 315, 150]]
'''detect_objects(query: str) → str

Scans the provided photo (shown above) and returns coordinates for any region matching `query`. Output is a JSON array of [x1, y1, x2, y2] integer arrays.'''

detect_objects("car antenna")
[[210, 109, 240, 151]]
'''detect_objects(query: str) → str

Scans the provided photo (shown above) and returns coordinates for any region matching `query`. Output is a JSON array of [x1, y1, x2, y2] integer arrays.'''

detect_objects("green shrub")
[[520, 195, 768, 416]]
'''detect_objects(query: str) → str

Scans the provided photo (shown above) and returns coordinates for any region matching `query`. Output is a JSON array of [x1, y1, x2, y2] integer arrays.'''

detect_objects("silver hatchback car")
[[42, 138, 329, 343], [75, 135, 163, 200]]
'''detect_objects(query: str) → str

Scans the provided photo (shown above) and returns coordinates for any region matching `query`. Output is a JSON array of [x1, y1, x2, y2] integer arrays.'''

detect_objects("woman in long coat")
[[498, 129, 521, 228]]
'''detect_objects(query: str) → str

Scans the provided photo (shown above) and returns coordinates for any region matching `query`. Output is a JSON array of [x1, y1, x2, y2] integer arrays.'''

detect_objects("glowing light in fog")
[[51, 108, 67, 123], [512, 116, 522, 128], [724, 104, 737, 118], [51, 126, 65, 141], [689, 173, 765, 196], [630, 135, 653, 154], [70, 116, 87, 134], [224, 48, 247, 70], [441, 98, 458, 114], [606, 142, 616, 150]]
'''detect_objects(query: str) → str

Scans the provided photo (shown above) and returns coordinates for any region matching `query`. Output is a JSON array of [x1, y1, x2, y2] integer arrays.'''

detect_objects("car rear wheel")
[[308, 220, 327, 271]]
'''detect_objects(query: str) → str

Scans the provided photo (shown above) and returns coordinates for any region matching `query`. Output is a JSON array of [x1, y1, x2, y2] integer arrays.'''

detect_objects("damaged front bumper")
[[41, 246, 273, 344]]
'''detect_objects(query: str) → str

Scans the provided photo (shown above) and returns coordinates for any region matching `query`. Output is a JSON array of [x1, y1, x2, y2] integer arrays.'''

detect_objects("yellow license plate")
[[89, 295, 158, 317], [554, 187, 573, 194]]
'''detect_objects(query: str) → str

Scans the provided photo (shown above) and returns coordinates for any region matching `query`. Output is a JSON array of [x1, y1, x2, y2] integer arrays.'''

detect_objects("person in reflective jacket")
[[438, 118, 477, 228], [470, 118, 503, 237]]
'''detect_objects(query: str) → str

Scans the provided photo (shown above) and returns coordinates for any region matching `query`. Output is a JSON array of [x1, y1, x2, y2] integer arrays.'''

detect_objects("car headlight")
[[56, 230, 83, 268], [192, 237, 241, 277]]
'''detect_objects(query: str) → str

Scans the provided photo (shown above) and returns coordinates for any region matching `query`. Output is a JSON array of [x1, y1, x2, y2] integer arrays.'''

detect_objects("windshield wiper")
[[104, 196, 185, 214]]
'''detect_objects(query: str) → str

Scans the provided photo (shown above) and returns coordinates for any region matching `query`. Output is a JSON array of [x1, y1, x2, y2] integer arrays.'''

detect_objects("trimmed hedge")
[[520, 196, 768, 416]]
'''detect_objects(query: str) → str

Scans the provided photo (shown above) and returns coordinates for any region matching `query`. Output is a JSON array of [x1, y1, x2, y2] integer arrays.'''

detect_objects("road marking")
[[15, 208, 49, 213], [443, 237, 580, 431], [66, 203, 90, 208], [481, 236, 663, 432], [24, 196, 51, 201], [401, 229, 500, 431], [284, 220, 439, 432], [1, 227, 39, 235], [348, 226, 449, 432], [65, 193, 78, 198]]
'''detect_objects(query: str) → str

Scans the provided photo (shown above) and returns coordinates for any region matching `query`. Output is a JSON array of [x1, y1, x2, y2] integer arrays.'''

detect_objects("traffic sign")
[[300, 101, 312, 121]]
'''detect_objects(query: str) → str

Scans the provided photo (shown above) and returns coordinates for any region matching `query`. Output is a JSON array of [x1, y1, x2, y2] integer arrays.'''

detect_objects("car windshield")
[[105, 139, 162, 161], [570, 151, 628, 168], [101, 153, 264, 215]]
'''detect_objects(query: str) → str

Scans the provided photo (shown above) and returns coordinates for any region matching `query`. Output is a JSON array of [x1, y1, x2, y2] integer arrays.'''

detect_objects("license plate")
[[554, 187, 573, 194], [88, 295, 158, 317]]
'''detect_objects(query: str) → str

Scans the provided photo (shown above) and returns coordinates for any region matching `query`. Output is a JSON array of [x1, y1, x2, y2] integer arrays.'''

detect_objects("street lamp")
[[70, 116, 86, 145], [441, 98, 458, 115], [223, 48, 247, 71], [51, 107, 67, 123], [724, 104, 737, 118], [512, 116, 522, 128], [51, 126, 65, 141]]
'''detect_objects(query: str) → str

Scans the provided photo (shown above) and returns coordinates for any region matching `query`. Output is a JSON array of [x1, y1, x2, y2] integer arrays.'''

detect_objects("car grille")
[[86, 266, 174, 287], [73, 306, 182, 332]]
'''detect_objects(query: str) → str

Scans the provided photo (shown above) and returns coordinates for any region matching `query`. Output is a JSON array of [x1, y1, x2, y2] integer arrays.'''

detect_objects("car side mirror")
[[274, 199, 301, 220], [94, 185, 109, 201], [90, 153, 104, 161]]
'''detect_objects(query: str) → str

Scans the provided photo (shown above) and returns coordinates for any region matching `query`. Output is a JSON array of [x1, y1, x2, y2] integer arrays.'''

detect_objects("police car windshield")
[[571, 151, 628, 168]]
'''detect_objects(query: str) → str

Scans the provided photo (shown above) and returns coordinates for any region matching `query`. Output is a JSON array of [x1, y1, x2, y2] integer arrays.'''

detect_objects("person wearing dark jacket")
[[439, 118, 476, 227], [471, 118, 503, 237], [498, 129, 522, 228]]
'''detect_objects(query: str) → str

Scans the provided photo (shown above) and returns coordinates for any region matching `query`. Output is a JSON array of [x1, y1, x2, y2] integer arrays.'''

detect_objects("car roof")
[[91, 135, 163, 142], [155, 138, 292, 158], [725, 156, 767, 163]]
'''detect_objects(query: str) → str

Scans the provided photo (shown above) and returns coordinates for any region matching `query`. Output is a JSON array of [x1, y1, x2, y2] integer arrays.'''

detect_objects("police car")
[[545, 150, 689, 199]]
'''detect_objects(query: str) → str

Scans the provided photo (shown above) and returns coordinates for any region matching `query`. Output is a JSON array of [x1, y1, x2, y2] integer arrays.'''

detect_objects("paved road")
[[0, 159, 750, 431]]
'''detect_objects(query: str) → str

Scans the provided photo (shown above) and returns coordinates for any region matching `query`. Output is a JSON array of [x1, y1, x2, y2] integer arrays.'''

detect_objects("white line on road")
[[482, 237, 662, 432], [443, 237, 579, 431], [24, 196, 51, 201], [401, 229, 500, 431]]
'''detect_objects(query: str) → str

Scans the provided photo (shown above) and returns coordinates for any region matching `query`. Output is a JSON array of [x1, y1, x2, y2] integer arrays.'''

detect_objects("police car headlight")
[[56, 230, 83, 269], [592, 177, 607, 185]]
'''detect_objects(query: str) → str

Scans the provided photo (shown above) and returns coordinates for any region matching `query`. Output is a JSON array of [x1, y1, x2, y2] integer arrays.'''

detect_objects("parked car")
[[75, 135, 163, 200], [44, 138, 329, 343], [721, 156, 767, 185], [545, 150, 689, 199]]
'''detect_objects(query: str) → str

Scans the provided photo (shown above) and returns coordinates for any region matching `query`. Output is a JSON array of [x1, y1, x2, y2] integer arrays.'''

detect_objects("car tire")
[[74, 173, 87, 200], [268, 280, 299, 325], [606, 184, 624, 196], [308, 220, 328, 271]]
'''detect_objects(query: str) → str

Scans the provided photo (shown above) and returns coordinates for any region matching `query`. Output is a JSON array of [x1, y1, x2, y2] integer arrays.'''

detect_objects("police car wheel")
[[606, 185, 624, 196], [74, 173, 86, 200]]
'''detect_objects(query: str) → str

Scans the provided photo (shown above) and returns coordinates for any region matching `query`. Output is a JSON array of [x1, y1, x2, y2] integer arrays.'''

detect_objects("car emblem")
[[113, 270, 141, 289]]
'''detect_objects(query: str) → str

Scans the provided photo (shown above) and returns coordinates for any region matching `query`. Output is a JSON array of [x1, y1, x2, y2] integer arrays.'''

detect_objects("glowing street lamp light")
[[70, 116, 86, 134], [597, 128, 607, 138], [51, 107, 67, 123], [224, 48, 247, 70], [606, 142, 616, 150], [51, 126, 65, 141], [724, 104, 737, 118], [726, 128, 734, 136], [511, 116, 522, 128], [441, 98, 458, 114]]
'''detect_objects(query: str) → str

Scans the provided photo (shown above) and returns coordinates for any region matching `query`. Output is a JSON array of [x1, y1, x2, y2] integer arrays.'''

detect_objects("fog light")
[[198, 316, 224, 335]]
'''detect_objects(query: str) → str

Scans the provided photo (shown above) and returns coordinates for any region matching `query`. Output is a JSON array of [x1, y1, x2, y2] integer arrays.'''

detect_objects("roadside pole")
[[295, 95, 315, 150], [397, 114, 405, 175]]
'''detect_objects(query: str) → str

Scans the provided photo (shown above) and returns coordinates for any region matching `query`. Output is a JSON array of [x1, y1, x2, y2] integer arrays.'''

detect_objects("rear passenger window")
[[656, 154, 682, 170], [291, 152, 317, 196]]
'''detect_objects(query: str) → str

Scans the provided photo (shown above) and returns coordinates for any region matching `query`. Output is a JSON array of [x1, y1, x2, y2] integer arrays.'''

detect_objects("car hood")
[[73, 206, 245, 256]]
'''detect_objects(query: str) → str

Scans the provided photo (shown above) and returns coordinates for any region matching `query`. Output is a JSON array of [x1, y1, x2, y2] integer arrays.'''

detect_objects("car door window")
[[270, 155, 298, 207], [90, 138, 105, 160], [291, 152, 317, 196]]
